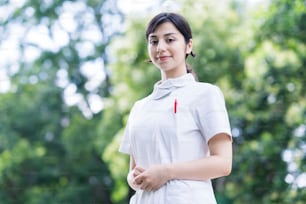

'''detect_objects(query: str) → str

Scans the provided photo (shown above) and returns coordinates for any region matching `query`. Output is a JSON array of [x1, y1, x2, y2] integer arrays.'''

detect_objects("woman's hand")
[[127, 169, 141, 191], [133, 165, 170, 192]]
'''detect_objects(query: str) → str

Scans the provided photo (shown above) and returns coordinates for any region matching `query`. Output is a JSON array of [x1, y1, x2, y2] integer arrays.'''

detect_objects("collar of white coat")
[[151, 73, 195, 100]]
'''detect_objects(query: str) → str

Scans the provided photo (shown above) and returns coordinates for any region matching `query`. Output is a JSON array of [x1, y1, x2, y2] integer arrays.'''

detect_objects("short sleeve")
[[118, 102, 139, 155], [197, 85, 232, 143], [119, 121, 131, 154]]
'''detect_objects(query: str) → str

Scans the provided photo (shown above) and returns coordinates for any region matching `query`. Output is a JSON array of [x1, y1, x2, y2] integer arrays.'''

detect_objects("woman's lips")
[[158, 56, 170, 61]]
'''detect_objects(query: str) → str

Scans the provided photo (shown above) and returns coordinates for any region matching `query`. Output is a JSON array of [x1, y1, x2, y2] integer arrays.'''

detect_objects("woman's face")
[[147, 22, 192, 78]]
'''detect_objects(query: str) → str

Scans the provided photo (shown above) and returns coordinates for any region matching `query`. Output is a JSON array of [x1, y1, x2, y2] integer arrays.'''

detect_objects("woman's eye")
[[150, 40, 158, 45], [166, 38, 174, 43]]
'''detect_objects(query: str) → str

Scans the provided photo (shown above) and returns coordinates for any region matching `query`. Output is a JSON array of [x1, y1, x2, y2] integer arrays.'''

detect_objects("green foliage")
[[225, 0, 306, 203], [258, 0, 306, 44], [1, 0, 305, 203], [0, 0, 122, 203], [0, 81, 114, 203]]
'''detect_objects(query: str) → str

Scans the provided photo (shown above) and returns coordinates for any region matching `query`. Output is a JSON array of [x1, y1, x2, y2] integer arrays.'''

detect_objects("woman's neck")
[[160, 70, 187, 80]]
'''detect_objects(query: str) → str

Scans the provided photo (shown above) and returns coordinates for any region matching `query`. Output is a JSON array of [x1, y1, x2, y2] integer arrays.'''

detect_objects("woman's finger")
[[134, 166, 146, 172], [133, 166, 145, 177], [134, 174, 144, 185]]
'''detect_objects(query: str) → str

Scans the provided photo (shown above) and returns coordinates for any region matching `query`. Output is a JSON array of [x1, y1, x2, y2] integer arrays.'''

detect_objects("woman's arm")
[[130, 155, 136, 171], [127, 156, 140, 191], [133, 133, 232, 191], [166, 133, 232, 180]]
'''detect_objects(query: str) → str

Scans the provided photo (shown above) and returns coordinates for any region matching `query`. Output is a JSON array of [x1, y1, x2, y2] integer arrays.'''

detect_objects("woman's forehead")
[[148, 22, 180, 38]]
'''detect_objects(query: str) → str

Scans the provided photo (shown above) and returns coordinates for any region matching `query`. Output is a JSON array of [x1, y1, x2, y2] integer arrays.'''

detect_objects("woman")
[[119, 12, 232, 204]]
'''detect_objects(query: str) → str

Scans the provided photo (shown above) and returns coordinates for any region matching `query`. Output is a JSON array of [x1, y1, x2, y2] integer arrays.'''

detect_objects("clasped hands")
[[128, 164, 170, 192]]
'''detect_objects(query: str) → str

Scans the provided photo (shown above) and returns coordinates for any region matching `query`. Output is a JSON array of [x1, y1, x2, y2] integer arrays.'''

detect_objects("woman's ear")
[[186, 38, 193, 54]]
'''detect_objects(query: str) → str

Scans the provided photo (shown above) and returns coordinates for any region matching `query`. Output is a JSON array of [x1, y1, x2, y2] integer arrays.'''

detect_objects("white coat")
[[119, 74, 232, 204]]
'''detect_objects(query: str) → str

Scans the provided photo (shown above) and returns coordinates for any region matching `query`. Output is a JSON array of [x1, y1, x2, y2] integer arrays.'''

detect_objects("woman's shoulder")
[[191, 81, 223, 94], [130, 95, 151, 109]]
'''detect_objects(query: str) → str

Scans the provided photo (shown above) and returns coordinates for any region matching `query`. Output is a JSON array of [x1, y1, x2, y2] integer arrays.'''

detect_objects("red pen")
[[174, 98, 177, 113]]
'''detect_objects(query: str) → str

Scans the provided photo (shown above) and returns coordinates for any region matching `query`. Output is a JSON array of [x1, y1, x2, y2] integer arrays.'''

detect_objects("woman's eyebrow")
[[149, 32, 178, 38]]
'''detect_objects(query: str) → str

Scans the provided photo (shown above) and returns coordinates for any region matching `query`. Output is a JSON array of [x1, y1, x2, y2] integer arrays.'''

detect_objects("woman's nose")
[[156, 40, 166, 52]]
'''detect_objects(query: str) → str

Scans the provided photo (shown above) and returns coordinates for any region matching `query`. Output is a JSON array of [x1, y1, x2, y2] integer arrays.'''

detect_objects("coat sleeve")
[[196, 85, 232, 143], [118, 102, 139, 155]]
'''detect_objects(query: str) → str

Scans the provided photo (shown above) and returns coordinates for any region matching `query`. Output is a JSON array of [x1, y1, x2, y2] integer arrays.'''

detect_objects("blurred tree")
[[225, 0, 306, 203], [1, 0, 305, 203], [0, 0, 122, 203]]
